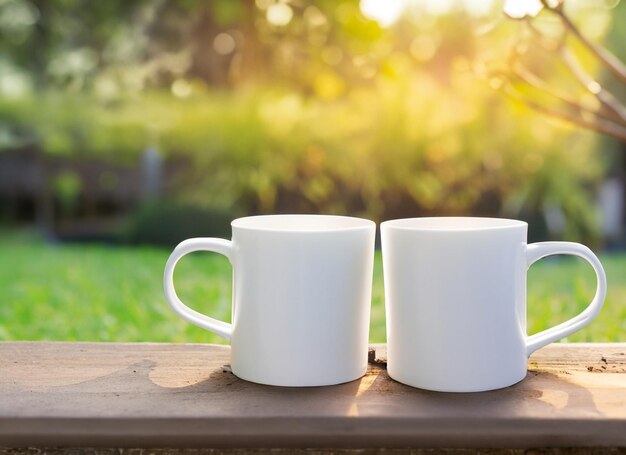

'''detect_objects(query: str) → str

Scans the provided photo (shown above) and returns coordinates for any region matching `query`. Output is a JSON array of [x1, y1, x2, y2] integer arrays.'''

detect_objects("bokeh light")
[[266, 2, 293, 26], [213, 32, 236, 55], [503, 0, 543, 18]]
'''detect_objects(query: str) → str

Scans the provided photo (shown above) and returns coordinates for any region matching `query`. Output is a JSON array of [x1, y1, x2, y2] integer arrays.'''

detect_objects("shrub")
[[126, 202, 239, 247]]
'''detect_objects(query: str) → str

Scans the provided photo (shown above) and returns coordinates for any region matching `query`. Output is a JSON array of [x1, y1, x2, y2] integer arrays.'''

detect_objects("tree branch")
[[514, 5, 626, 129], [510, 64, 614, 122], [559, 48, 626, 125], [540, 0, 626, 84], [524, 16, 566, 52], [520, 24, 626, 125], [504, 85, 626, 142]]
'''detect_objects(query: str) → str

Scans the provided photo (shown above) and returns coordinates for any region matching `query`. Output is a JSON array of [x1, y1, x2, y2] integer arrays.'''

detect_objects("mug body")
[[229, 214, 375, 386], [381, 217, 528, 392]]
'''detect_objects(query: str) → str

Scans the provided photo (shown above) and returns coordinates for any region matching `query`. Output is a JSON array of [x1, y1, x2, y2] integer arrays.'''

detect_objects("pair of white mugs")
[[163, 215, 606, 392]]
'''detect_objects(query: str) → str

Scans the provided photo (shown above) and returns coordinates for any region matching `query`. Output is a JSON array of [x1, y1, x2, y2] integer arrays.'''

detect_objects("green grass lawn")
[[1, 230, 624, 343]]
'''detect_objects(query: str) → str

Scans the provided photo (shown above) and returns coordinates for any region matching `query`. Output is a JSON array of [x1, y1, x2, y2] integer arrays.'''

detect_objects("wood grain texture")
[[1, 449, 625, 455], [0, 342, 625, 449]]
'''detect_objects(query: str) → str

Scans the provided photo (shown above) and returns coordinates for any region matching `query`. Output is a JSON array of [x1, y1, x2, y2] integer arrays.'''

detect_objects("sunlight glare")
[[360, 0, 500, 26], [503, 0, 543, 18], [360, 0, 406, 27]]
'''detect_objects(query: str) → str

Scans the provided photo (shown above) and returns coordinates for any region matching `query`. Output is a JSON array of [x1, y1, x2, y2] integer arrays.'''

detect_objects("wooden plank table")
[[0, 342, 625, 451]]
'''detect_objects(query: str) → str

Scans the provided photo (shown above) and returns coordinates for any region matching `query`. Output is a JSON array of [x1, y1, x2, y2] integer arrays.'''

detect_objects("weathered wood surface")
[[1, 449, 625, 455], [0, 342, 625, 449]]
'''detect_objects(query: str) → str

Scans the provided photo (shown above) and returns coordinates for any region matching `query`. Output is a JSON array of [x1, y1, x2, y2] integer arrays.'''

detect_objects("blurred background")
[[1, 0, 625, 344]]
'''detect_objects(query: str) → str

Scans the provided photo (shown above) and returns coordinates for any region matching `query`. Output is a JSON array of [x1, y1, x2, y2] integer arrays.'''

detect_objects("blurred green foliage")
[[127, 202, 236, 246], [0, 79, 603, 240], [0, 0, 623, 240]]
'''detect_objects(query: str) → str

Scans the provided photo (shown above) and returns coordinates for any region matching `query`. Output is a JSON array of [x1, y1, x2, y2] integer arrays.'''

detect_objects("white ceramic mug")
[[381, 217, 607, 392], [164, 214, 375, 387]]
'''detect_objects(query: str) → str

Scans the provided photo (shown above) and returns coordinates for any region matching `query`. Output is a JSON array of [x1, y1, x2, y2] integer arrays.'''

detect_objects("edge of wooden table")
[[1, 342, 625, 449]]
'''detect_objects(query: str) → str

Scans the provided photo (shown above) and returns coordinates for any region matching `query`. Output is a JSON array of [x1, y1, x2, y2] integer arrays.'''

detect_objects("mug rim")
[[231, 214, 375, 233], [381, 216, 527, 232]]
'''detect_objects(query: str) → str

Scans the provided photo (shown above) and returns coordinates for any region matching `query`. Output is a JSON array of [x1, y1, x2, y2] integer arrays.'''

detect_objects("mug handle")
[[525, 241, 607, 356], [163, 238, 234, 341]]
